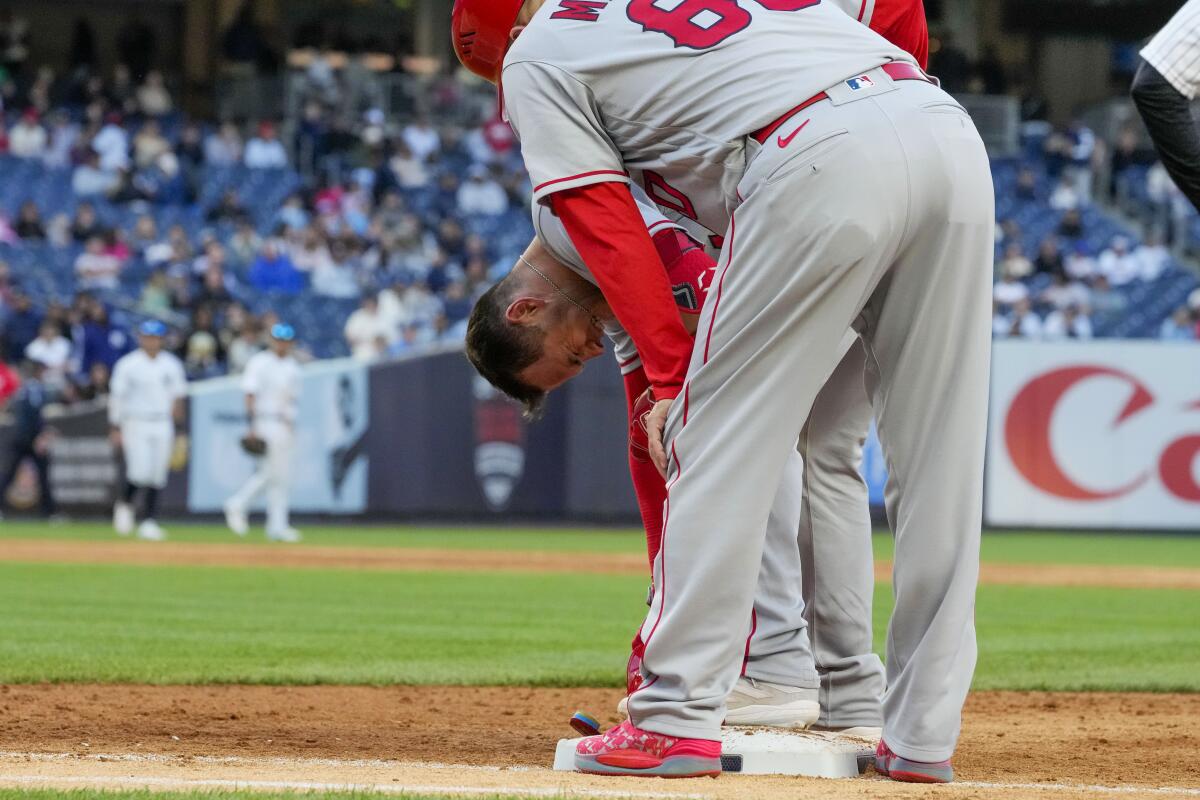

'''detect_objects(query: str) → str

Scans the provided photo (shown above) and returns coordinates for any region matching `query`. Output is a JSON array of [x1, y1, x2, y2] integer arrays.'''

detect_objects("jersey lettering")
[[551, 0, 609, 21], [627, 0, 821, 50], [644, 170, 698, 220]]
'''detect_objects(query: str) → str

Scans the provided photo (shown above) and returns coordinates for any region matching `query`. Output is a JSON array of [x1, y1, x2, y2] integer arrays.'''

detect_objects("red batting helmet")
[[452, 0, 526, 84]]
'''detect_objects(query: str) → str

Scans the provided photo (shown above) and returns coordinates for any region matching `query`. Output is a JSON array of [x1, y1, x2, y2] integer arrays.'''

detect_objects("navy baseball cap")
[[271, 323, 296, 342], [139, 320, 167, 337]]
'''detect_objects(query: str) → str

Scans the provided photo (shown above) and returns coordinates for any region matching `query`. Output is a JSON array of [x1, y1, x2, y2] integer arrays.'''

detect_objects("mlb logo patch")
[[846, 75, 875, 91]]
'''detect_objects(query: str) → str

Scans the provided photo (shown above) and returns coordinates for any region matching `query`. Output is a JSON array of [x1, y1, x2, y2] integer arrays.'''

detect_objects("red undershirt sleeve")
[[550, 183, 693, 401]]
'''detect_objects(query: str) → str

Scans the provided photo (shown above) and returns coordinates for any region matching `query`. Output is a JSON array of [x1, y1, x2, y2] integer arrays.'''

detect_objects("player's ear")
[[505, 297, 544, 326], [508, 25, 527, 44]]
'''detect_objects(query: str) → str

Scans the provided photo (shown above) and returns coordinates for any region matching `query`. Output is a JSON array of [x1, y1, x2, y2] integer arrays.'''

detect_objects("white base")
[[553, 727, 873, 777]]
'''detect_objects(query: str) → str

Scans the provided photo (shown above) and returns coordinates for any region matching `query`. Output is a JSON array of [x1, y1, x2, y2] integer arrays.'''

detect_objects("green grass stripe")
[[0, 562, 1196, 691]]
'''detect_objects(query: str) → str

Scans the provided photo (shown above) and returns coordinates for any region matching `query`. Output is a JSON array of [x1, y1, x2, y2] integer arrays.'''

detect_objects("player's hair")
[[465, 279, 548, 419]]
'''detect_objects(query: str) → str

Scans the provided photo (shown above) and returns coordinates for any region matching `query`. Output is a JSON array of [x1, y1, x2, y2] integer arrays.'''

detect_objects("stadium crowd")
[[0, 15, 1195, 424]]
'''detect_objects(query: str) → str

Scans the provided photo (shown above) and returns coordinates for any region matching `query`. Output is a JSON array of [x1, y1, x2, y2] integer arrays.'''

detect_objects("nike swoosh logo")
[[777, 118, 811, 148]]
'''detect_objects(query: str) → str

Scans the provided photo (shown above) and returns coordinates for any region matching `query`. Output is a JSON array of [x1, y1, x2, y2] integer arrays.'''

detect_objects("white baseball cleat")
[[113, 502, 135, 536], [267, 527, 302, 543], [136, 519, 167, 541], [223, 502, 248, 536], [724, 677, 820, 729]]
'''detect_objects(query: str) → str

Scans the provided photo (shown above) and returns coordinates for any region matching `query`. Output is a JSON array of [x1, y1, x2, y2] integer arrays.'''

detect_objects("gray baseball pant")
[[630, 75, 994, 764]]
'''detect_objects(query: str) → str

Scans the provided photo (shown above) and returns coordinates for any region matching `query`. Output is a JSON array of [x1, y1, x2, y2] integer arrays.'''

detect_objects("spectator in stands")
[[207, 189, 248, 224], [3, 292, 41, 358], [1089, 275, 1129, 328], [93, 112, 130, 172], [1159, 307, 1196, 341], [400, 279, 443, 328], [76, 360, 110, 401], [205, 122, 244, 168], [133, 119, 171, 169], [388, 141, 429, 189], [225, 317, 261, 374], [998, 242, 1032, 280], [1014, 166, 1038, 201], [229, 218, 263, 264], [344, 293, 392, 362], [14, 201, 45, 241], [1057, 208, 1084, 240], [1005, 298, 1044, 339], [457, 165, 509, 216], [249, 239, 304, 294], [1039, 272, 1091, 311], [74, 236, 122, 291], [1043, 304, 1093, 340], [8, 108, 45, 159], [25, 320, 71, 385], [1048, 174, 1080, 211], [136, 70, 173, 117], [291, 228, 333, 274], [402, 116, 441, 162], [43, 110, 79, 169], [311, 240, 360, 299], [0, 261, 14, 315], [1097, 236, 1140, 287], [139, 270, 172, 316], [275, 194, 309, 231], [184, 329, 221, 380], [1064, 241, 1097, 281], [72, 150, 118, 198], [79, 304, 131, 374], [245, 121, 288, 169], [1065, 120, 1096, 201], [1031, 236, 1064, 277], [1134, 231, 1170, 282]]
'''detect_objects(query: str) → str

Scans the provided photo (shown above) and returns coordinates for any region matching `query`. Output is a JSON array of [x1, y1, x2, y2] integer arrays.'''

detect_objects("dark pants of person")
[[0, 440, 55, 516]]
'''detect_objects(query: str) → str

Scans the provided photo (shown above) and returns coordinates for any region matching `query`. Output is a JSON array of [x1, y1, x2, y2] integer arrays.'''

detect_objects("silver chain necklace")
[[518, 254, 602, 328]]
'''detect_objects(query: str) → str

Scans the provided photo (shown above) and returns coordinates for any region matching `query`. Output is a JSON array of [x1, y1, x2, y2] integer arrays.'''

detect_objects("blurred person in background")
[[8, 108, 46, 159], [1097, 236, 1140, 286], [244, 121, 288, 170], [205, 121, 245, 167], [1006, 298, 1044, 339], [14, 201, 45, 241], [109, 320, 187, 541], [1135, 232, 1171, 281], [249, 238, 304, 294], [24, 320, 71, 388], [223, 324, 302, 543], [0, 344, 20, 405], [344, 293, 391, 362], [3, 293, 41, 358], [139, 270, 172, 316], [0, 360, 56, 520], [75, 235, 122, 291], [1043, 304, 1094, 340], [79, 303, 132, 376], [456, 165, 509, 216], [136, 71, 173, 117], [1089, 275, 1129, 328], [226, 318, 262, 374], [1159, 307, 1196, 341], [76, 361, 110, 401]]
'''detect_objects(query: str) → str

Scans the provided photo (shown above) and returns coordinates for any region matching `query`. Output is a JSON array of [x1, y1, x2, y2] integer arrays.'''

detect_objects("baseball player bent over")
[[109, 320, 187, 542], [223, 324, 303, 543], [454, 0, 992, 782], [469, 186, 884, 736]]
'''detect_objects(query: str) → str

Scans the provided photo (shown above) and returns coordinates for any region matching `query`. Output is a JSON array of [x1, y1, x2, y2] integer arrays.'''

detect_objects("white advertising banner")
[[986, 340, 1200, 530], [187, 359, 368, 514]]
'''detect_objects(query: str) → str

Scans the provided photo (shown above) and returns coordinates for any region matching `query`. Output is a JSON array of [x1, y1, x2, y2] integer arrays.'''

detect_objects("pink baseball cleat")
[[575, 719, 721, 778], [874, 740, 954, 783]]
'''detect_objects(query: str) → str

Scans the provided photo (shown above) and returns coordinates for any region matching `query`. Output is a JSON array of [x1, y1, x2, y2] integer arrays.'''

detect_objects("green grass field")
[[0, 523, 1197, 691]]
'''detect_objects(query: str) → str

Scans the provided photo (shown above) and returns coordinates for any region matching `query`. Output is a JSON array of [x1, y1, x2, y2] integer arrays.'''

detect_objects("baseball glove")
[[240, 434, 268, 456]]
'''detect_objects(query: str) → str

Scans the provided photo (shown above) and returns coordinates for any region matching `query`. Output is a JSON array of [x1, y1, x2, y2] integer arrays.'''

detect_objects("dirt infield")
[[4, 538, 1200, 588], [0, 684, 1197, 799]]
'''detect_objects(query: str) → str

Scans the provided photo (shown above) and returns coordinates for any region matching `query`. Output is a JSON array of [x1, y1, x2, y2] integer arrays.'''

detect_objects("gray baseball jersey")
[[503, 0, 913, 234]]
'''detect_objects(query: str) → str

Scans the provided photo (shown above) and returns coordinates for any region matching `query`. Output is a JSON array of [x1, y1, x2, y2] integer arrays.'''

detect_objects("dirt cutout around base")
[[0, 684, 1197, 798], [4, 538, 1200, 589]]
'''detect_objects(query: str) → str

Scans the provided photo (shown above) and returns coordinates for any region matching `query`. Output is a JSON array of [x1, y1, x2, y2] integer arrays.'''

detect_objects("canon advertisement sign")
[[987, 341, 1200, 530]]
